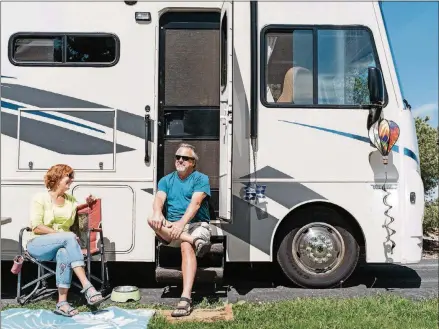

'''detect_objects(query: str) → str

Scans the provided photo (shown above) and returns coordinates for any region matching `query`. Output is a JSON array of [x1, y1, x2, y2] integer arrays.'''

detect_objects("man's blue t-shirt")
[[158, 171, 211, 223]]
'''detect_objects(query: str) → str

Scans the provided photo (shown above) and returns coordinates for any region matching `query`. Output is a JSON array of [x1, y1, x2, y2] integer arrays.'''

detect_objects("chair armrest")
[[19, 227, 32, 236], [18, 227, 32, 255]]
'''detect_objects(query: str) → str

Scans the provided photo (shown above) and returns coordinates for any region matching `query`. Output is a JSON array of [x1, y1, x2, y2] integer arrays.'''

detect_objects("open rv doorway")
[[157, 11, 221, 219]]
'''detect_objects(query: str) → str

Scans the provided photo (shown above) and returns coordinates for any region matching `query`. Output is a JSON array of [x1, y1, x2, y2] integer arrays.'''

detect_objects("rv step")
[[155, 266, 224, 283], [158, 242, 224, 255]]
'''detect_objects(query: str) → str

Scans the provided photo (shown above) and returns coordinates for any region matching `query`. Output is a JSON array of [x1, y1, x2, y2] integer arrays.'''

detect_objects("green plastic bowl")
[[110, 286, 141, 303]]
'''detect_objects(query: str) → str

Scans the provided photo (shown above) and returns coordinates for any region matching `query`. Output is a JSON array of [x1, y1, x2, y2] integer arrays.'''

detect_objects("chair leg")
[[99, 231, 110, 292], [17, 265, 46, 305]]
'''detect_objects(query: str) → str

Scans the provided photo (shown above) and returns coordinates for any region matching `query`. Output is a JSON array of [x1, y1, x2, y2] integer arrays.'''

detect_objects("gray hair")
[[177, 143, 199, 166]]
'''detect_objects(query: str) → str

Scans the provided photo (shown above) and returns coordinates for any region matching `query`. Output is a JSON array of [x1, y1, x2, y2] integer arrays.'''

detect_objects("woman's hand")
[[76, 195, 97, 211], [86, 194, 97, 206]]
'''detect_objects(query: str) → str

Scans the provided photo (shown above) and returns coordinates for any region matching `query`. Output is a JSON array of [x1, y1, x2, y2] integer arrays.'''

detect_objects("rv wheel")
[[276, 207, 360, 289]]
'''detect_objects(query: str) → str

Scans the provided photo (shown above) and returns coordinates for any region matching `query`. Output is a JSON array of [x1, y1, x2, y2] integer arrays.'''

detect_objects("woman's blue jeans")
[[27, 232, 85, 289]]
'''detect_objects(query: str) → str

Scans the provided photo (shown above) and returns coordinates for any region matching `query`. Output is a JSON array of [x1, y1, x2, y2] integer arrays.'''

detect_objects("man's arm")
[[149, 191, 167, 230], [153, 191, 167, 215], [180, 192, 207, 225]]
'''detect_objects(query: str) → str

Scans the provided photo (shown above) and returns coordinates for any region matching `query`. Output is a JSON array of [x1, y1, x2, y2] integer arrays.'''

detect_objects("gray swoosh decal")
[[63, 110, 154, 141], [221, 167, 327, 258], [263, 181, 326, 208], [240, 166, 293, 180], [1, 83, 153, 141], [1, 112, 134, 155], [1, 83, 110, 108], [221, 196, 279, 256], [239, 166, 326, 208], [62, 110, 115, 128]]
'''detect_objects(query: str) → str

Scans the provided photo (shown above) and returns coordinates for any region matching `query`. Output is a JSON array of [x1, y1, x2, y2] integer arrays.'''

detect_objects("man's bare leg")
[[178, 242, 196, 311], [151, 223, 194, 245]]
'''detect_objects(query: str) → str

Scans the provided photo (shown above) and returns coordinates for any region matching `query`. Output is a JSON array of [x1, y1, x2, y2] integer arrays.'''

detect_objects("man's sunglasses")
[[67, 172, 75, 179], [175, 155, 194, 161]]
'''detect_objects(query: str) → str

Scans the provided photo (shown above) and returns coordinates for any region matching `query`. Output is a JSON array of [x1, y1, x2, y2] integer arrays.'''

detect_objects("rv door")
[[218, 1, 233, 221]]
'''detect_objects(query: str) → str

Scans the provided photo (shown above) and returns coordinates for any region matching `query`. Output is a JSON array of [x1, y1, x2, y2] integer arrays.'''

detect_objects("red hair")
[[44, 164, 74, 190]]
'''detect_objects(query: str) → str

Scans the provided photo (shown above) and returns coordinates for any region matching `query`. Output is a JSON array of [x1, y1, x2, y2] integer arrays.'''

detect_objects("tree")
[[415, 116, 439, 197], [415, 116, 439, 235]]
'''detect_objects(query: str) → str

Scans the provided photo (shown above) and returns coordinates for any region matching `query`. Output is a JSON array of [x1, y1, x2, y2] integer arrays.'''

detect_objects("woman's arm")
[[30, 194, 57, 235], [33, 225, 57, 235], [76, 194, 96, 211], [76, 203, 89, 211]]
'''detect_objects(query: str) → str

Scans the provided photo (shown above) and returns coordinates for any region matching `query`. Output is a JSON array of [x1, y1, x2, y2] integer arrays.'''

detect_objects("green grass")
[[2, 295, 437, 329]]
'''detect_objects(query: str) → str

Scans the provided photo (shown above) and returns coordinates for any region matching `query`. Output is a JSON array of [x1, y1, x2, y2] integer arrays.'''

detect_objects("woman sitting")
[[26, 164, 104, 317]]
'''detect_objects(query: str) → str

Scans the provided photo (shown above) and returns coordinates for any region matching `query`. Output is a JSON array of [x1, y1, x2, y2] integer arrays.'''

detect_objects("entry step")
[[155, 266, 224, 283], [158, 242, 224, 255]]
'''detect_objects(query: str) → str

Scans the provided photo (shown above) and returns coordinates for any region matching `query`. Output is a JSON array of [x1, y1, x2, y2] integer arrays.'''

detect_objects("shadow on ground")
[[1, 258, 423, 305]]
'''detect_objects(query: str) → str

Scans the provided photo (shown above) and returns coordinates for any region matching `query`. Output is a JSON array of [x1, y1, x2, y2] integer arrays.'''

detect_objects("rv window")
[[66, 36, 117, 63], [11, 36, 63, 63], [164, 110, 220, 138], [220, 13, 228, 91], [9, 33, 119, 66], [263, 26, 383, 107]]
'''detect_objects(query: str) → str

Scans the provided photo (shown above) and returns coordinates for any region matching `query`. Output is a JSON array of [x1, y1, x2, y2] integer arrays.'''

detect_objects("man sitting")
[[147, 143, 212, 317]]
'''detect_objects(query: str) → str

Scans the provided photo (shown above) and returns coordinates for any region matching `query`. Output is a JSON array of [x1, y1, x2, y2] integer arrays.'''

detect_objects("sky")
[[380, 1, 438, 128]]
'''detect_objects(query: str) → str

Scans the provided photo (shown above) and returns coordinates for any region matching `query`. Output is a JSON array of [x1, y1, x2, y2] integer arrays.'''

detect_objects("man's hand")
[[169, 220, 185, 240], [148, 212, 165, 231]]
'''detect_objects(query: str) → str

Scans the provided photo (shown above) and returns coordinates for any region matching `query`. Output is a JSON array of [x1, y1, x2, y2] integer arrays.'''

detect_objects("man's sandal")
[[194, 237, 211, 257], [81, 283, 106, 306], [54, 301, 78, 317], [171, 297, 193, 317]]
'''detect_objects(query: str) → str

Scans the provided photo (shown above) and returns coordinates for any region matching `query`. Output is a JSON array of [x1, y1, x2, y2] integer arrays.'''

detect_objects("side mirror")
[[368, 67, 385, 106], [366, 67, 385, 132]]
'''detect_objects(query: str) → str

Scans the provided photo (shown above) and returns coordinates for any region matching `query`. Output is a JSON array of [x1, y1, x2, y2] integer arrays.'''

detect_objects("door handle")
[[144, 114, 150, 164]]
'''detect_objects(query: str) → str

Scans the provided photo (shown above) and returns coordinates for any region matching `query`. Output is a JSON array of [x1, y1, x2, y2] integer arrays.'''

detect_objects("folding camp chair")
[[16, 199, 110, 305]]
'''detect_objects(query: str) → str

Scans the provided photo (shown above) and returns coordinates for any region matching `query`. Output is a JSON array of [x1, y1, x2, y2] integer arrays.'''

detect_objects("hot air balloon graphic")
[[368, 118, 400, 165], [368, 117, 400, 257]]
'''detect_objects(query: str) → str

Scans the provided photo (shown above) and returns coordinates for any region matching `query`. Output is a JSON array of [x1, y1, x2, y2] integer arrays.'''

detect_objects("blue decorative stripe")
[[1, 75, 16, 79], [280, 120, 418, 163], [404, 147, 418, 163], [280, 120, 370, 143], [1, 100, 105, 134], [1, 100, 24, 111]]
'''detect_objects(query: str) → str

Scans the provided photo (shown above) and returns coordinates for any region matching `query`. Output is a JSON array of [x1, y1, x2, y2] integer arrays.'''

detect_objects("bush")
[[415, 116, 439, 235], [424, 199, 438, 235]]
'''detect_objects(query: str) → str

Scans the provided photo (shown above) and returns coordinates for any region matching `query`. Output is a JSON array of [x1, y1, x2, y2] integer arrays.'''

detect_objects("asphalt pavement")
[[140, 259, 439, 305], [1, 259, 437, 306]]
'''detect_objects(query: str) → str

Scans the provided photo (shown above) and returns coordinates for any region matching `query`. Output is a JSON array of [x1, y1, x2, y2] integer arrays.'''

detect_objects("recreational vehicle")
[[1, 1, 424, 289]]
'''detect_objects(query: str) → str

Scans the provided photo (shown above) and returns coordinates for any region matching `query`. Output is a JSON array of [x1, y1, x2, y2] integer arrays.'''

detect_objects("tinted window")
[[10, 34, 119, 66], [12, 36, 63, 62], [317, 29, 377, 105], [264, 27, 382, 107], [66, 36, 117, 63]]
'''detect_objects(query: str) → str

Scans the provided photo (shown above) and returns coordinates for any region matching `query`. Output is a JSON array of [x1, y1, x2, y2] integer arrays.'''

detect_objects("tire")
[[276, 206, 360, 289]]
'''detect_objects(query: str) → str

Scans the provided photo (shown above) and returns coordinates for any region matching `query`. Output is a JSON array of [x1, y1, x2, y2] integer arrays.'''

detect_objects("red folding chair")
[[16, 199, 110, 305], [77, 199, 110, 292]]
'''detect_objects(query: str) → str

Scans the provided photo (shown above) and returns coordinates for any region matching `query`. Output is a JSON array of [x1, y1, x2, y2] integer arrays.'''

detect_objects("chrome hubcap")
[[291, 222, 345, 275]]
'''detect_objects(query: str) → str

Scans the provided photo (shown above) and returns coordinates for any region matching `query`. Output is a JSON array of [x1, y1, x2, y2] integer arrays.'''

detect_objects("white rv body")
[[1, 1, 424, 288]]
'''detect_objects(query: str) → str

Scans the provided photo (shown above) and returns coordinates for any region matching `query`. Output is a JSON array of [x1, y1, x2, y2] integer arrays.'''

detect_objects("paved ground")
[[1, 258, 437, 307], [138, 259, 439, 305]]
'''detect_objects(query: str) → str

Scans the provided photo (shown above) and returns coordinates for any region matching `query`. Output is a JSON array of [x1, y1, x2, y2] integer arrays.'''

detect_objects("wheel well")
[[272, 201, 366, 259]]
